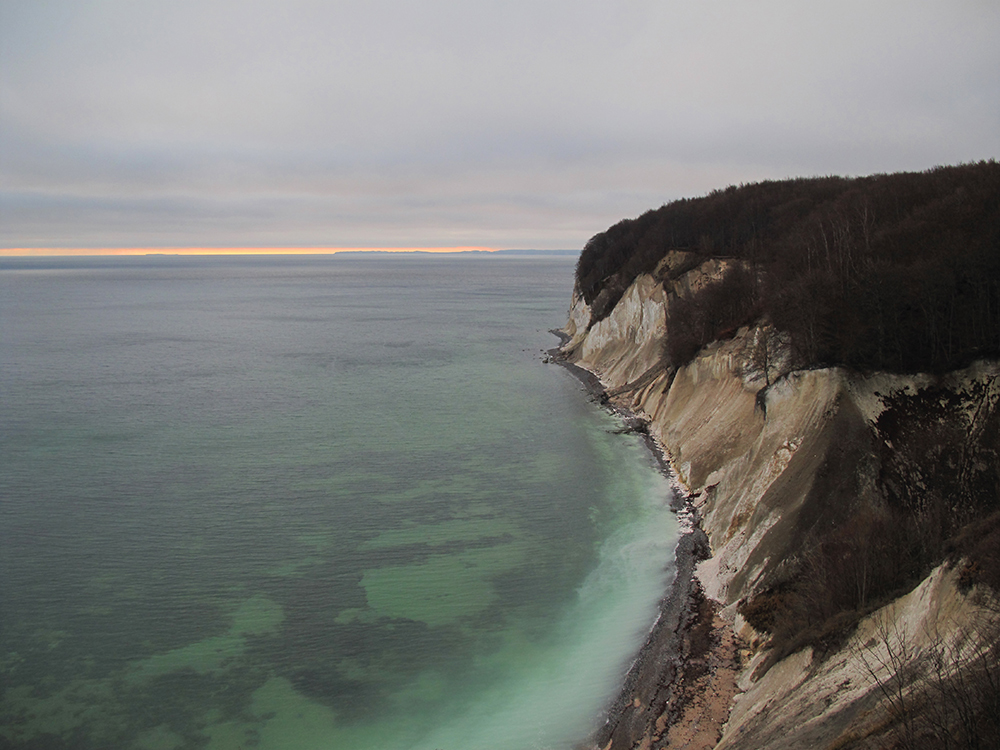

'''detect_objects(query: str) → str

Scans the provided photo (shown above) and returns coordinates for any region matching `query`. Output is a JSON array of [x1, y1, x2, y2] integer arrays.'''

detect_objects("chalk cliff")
[[561, 263, 1000, 750]]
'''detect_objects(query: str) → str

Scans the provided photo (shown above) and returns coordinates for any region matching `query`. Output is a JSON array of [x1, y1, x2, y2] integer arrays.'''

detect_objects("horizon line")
[[0, 246, 500, 257]]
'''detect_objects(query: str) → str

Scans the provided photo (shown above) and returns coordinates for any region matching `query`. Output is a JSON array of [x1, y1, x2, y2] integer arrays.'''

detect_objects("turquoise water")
[[0, 255, 679, 750]]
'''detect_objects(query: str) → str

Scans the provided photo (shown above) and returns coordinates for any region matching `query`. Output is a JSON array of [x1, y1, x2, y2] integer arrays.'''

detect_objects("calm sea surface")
[[0, 255, 679, 750]]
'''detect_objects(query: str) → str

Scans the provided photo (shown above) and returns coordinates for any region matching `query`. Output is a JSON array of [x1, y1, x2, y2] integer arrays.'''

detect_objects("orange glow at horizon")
[[1, 246, 498, 257]]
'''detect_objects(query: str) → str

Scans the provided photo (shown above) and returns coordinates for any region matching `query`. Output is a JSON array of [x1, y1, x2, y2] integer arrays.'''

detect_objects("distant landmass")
[[493, 249, 580, 256]]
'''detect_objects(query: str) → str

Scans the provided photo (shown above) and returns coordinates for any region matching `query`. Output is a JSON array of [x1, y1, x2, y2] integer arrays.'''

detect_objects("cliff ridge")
[[562, 163, 1000, 749]]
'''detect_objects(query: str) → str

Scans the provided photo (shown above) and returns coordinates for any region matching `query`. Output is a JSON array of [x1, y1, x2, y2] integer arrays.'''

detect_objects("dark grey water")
[[0, 255, 678, 750]]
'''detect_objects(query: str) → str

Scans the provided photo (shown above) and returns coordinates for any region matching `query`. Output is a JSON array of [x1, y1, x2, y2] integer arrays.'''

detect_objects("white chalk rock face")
[[564, 274, 667, 390], [561, 286, 592, 351], [562, 264, 1000, 750]]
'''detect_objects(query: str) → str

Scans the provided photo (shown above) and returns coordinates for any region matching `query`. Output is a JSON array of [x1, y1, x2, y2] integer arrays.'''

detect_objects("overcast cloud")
[[1, 0, 997, 249]]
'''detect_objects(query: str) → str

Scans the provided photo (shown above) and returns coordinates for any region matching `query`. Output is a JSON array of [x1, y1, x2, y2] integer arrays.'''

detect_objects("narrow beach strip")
[[548, 332, 742, 750]]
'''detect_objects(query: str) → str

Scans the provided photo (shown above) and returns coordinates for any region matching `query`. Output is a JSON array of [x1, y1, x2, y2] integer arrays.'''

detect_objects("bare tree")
[[853, 609, 924, 749], [853, 607, 1000, 749], [922, 616, 1000, 750]]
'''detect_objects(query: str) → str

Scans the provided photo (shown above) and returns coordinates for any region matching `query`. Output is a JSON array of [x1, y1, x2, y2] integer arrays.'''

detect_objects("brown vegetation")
[[738, 377, 999, 674], [576, 161, 1000, 374]]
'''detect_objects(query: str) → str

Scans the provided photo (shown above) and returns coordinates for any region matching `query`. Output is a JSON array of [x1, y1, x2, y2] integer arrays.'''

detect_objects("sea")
[[0, 254, 680, 750]]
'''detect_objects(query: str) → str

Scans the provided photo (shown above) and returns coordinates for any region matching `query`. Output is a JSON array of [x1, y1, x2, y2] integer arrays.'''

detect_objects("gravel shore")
[[549, 337, 743, 750]]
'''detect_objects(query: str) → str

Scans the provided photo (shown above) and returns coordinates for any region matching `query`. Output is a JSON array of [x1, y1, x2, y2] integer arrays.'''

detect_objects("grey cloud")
[[1, 0, 997, 249]]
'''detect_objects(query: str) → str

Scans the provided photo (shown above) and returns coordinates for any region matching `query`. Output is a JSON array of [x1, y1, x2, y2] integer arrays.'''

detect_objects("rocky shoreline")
[[548, 334, 743, 750]]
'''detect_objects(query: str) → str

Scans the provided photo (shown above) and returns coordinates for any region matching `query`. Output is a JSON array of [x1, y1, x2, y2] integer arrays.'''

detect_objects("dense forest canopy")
[[575, 161, 1000, 374]]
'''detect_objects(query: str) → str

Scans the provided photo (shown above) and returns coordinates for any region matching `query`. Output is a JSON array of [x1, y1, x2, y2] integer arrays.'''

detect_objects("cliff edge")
[[563, 163, 1000, 750]]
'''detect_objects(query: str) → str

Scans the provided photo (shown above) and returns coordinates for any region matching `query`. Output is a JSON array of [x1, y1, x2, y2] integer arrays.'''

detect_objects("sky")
[[1, 0, 998, 252]]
